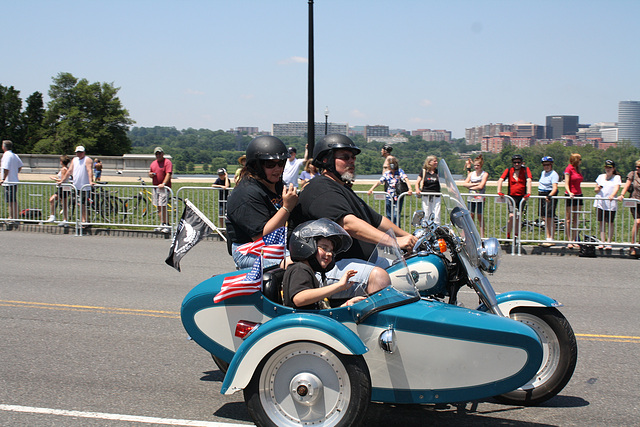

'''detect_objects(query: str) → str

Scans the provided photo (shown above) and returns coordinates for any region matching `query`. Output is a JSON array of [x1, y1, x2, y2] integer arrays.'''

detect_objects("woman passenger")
[[226, 136, 297, 269]]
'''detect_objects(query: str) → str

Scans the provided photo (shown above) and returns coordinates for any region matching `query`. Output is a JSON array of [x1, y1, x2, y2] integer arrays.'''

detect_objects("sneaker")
[[58, 220, 69, 227], [45, 215, 56, 222]]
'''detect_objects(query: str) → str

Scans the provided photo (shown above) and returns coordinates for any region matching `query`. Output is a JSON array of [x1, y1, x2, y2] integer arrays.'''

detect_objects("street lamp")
[[324, 106, 329, 135]]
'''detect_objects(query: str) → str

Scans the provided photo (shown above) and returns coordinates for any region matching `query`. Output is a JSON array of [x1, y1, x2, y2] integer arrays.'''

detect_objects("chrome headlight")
[[479, 237, 501, 273]]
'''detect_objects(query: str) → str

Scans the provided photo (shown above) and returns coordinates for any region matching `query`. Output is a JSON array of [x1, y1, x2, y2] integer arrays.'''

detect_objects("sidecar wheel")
[[496, 307, 577, 406], [244, 342, 370, 427]]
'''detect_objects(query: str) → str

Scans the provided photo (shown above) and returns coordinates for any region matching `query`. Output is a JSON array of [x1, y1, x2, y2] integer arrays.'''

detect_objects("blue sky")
[[3, 0, 639, 138]]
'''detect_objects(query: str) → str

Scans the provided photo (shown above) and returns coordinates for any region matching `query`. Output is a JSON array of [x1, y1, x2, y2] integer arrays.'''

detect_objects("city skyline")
[[3, 1, 639, 139]]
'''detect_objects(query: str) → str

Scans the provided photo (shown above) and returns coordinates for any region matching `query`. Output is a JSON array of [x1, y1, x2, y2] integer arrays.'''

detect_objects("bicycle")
[[68, 183, 120, 223], [118, 178, 180, 219]]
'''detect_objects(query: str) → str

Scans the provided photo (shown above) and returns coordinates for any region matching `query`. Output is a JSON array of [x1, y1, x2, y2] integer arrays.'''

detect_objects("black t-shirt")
[[294, 175, 383, 261], [213, 177, 230, 201], [282, 262, 320, 310], [226, 176, 283, 244], [421, 169, 441, 192]]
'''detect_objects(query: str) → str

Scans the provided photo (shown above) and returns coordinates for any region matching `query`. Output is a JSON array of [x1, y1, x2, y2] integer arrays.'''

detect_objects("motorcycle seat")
[[262, 267, 285, 305]]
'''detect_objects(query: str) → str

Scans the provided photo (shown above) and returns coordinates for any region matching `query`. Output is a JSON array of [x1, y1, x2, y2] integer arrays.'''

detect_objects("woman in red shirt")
[[564, 153, 583, 248]]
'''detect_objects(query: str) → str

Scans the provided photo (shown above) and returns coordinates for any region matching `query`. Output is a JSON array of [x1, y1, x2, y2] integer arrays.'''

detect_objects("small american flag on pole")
[[214, 256, 263, 303], [237, 227, 286, 259]]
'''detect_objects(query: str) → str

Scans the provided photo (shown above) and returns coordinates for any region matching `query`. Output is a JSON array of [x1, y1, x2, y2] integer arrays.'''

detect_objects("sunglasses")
[[512, 161, 522, 165], [335, 153, 357, 161], [263, 160, 286, 169]]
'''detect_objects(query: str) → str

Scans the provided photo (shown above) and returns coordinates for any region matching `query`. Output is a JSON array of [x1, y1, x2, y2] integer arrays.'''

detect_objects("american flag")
[[214, 256, 263, 303], [237, 227, 286, 259]]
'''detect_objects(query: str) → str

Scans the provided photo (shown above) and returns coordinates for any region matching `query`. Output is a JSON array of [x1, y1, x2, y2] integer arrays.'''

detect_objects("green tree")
[[22, 91, 46, 152], [0, 84, 23, 147], [40, 72, 134, 155]]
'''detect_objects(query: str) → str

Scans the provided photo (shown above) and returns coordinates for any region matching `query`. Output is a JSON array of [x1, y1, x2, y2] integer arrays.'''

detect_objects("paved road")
[[1, 232, 639, 426]]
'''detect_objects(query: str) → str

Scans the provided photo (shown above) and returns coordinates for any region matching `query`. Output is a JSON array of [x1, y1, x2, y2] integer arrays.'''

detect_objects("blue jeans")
[[385, 197, 404, 225]]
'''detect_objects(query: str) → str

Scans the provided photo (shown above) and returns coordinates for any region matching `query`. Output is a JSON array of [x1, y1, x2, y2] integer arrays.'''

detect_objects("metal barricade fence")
[[0, 181, 77, 227], [175, 186, 228, 240], [77, 183, 175, 235], [517, 194, 640, 254]]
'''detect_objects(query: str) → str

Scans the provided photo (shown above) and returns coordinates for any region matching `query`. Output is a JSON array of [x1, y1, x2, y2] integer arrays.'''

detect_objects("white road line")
[[0, 404, 248, 426]]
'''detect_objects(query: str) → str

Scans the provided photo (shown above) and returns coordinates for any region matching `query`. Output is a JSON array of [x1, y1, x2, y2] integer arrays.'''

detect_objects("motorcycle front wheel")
[[495, 307, 577, 406], [244, 342, 370, 427]]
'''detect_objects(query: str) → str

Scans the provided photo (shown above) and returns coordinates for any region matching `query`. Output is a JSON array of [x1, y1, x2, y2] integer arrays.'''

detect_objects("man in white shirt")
[[59, 146, 94, 225], [282, 146, 308, 188], [1, 140, 24, 222]]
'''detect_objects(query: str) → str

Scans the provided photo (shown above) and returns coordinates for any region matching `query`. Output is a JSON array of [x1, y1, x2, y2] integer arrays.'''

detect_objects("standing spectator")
[[497, 154, 532, 239], [461, 154, 489, 237], [46, 155, 71, 226], [234, 155, 246, 184], [563, 153, 583, 248], [1, 140, 23, 222], [298, 159, 318, 189], [149, 146, 172, 233], [537, 156, 559, 244], [226, 136, 297, 269], [93, 158, 102, 181], [594, 160, 621, 250], [58, 146, 94, 226], [211, 168, 230, 229], [617, 159, 640, 257], [282, 146, 308, 188], [415, 155, 441, 224], [381, 144, 393, 174], [367, 156, 412, 225]]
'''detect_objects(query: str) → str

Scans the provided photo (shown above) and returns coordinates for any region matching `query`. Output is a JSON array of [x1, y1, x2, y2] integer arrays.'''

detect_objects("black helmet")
[[313, 133, 361, 178], [245, 136, 289, 182], [246, 136, 289, 163], [289, 218, 352, 272], [512, 154, 523, 162]]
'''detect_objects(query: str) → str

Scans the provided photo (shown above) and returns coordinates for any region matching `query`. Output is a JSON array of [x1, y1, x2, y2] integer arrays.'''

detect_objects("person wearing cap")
[[617, 158, 640, 257], [282, 145, 308, 188], [149, 147, 173, 233], [1, 140, 24, 223], [538, 156, 559, 244], [563, 153, 583, 248], [381, 144, 393, 174], [58, 145, 94, 226], [497, 154, 532, 239], [234, 155, 246, 184], [211, 168, 231, 228], [594, 160, 621, 250]]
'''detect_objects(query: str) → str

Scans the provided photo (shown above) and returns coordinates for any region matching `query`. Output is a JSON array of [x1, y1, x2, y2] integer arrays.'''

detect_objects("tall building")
[[545, 116, 579, 139], [465, 123, 513, 146], [364, 125, 389, 138], [618, 101, 640, 147]]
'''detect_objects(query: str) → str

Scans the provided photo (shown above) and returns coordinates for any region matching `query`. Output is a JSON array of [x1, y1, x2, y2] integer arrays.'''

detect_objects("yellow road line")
[[0, 300, 179, 319]]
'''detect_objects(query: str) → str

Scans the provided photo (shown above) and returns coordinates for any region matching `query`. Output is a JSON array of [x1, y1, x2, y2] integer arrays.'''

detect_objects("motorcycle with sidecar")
[[180, 159, 577, 426]]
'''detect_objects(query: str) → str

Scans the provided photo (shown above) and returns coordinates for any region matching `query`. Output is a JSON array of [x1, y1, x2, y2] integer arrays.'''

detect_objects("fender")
[[221, 312, 368, 395], [478, 290, 563, 315]]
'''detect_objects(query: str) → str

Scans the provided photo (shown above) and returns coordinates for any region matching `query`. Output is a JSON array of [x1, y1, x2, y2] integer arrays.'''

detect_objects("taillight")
[[235, 320, 260, 339]]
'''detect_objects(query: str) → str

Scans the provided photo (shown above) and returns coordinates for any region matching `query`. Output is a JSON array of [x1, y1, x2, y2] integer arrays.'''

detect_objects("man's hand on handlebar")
[[397, 234, 418, 252]]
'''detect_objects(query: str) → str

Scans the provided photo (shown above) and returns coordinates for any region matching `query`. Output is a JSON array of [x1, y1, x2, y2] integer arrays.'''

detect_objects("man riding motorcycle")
[[292, 133, 417, 298]]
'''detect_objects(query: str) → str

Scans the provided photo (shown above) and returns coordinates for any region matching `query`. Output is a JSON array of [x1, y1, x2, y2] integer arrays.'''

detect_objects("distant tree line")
[[0, 73, 133, 155]]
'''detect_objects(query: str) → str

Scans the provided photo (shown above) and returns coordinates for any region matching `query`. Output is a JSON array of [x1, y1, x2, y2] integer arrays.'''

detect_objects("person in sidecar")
[[226, 136, 298, 269], [292, 133, 416, 298], [283, 218, 367, 310]]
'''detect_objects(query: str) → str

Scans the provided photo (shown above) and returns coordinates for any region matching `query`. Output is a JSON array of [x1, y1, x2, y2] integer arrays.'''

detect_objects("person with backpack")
[[367, 156, 412, 225], [496, 154, 532, 239]]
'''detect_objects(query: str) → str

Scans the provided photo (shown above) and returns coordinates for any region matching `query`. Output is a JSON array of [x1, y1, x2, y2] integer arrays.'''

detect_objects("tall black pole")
[[307, 0, 315, 156]]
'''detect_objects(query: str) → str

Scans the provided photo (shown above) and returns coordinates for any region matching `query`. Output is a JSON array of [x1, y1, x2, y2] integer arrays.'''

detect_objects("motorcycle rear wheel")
[[495, 307, 577, 406]]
